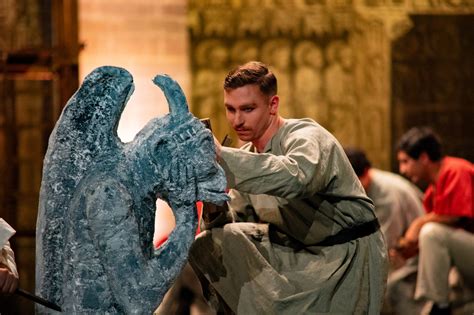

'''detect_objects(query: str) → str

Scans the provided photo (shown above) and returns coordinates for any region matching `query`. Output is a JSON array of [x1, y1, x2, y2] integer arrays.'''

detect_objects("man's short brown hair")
[[224, 61, 277, 96], [397, 126, 443, 161]]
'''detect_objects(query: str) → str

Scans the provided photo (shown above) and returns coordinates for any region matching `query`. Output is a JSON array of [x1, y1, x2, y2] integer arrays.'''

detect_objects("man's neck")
[[427, 158, 444, 185], [252, 116, 285, 152]]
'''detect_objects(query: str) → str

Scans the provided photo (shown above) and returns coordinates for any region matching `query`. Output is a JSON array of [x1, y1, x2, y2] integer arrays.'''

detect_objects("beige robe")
[[190, 119, 388, 314]]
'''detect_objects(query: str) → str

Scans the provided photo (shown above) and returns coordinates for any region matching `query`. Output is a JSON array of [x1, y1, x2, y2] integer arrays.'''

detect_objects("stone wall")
[[189, 0, 474, 169], [0, 1, 79, 313]]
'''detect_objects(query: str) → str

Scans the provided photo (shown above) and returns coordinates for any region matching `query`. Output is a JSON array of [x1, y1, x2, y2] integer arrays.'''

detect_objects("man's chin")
[[236, 133, 253, 142], [238, 137, 249, 142]]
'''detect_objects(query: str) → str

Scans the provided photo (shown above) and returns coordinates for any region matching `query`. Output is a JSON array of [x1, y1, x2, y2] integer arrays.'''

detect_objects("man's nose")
[[233, 111, 244, 126]]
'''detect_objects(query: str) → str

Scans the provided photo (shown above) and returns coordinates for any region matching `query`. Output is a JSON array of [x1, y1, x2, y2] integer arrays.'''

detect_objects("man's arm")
[[393, 212, 460, 260], [218, 126, 335, 199], [404, 212, 460, 242]]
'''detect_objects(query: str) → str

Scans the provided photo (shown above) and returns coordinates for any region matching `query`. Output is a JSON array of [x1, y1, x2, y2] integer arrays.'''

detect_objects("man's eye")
[[243, 108, 254, 113]]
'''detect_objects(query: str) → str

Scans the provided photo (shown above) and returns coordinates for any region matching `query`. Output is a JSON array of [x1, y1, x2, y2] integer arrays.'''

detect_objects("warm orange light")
[[78, 0, 190, 243]]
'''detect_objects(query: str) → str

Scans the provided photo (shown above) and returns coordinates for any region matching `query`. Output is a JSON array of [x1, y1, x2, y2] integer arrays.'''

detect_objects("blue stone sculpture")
[[35, 66, 228, 314]]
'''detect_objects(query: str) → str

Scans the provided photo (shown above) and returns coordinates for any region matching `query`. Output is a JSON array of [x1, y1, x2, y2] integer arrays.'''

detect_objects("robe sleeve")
[[200, 189, 255, 230], [219, 124, 336, 199]]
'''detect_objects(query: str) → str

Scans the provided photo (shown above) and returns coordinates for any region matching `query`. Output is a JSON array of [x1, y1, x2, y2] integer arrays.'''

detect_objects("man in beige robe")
[[189, 61, 388, 314]]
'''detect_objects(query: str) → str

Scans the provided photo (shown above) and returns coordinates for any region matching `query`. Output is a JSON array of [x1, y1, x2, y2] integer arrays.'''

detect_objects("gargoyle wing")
[[36, 66, 134, 304]]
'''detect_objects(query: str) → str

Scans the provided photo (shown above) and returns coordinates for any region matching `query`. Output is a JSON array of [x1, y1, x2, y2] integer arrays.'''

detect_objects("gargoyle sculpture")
[[35, 66, 228, 314]]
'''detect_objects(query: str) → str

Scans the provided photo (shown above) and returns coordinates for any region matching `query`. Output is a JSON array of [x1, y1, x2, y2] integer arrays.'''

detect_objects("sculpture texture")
[[35, 66, 228, 314]]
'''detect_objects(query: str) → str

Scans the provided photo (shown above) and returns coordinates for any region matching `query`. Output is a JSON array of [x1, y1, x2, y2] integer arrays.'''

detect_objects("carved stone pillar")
[[188, 1, 389, 164]]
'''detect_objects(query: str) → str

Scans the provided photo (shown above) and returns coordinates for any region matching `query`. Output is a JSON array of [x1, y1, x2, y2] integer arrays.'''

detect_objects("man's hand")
[[393, 237, 419, 260], [388, 248, 406, 270], [201, 202, 228, 223], [0, 265, 18, 294]]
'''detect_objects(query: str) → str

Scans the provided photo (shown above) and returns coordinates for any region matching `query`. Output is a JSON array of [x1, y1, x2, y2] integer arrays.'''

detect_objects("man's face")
[[224, 84, 277, 143], [397, 150, 426, 184]]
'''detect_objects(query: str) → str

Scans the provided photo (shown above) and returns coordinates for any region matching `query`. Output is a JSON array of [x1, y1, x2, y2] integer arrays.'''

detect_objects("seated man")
[[345, 147, 425, 314], [395, 126, 474, 315], [189, 61, 388, 314]]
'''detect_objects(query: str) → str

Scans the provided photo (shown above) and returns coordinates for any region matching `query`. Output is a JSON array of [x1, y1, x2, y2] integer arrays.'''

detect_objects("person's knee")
[[419, 222, 449, 248]]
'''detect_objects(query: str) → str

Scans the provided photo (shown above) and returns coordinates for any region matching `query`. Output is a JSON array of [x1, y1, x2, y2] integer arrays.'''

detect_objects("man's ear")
[[269, 95, 279, 115], [419, 151, 430, 163], [361, 167, 370, 178], [359, 168, 371, 191]]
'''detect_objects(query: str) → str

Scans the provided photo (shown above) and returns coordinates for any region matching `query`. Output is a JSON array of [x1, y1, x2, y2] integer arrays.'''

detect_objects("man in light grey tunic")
[[344, 148, 424, 252], [189, 61, 388, 314]]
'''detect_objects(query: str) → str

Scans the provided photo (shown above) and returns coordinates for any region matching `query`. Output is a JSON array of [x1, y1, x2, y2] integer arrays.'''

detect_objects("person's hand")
[[388, 248, 407, 270], [0, 265, 18, 294], [393, 237, 418, 260], [201, 201, 228, 225]]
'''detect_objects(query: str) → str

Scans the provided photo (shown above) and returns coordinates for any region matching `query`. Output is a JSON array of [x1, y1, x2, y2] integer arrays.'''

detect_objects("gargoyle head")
[[138, 74, 228, 206]]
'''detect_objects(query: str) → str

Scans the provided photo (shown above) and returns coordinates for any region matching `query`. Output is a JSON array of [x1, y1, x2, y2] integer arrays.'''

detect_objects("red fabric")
[[154, 235, 168, 249], [154, 202, 203, 249], [423, 157, 474, 218], [196, 201, 203, 234]]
